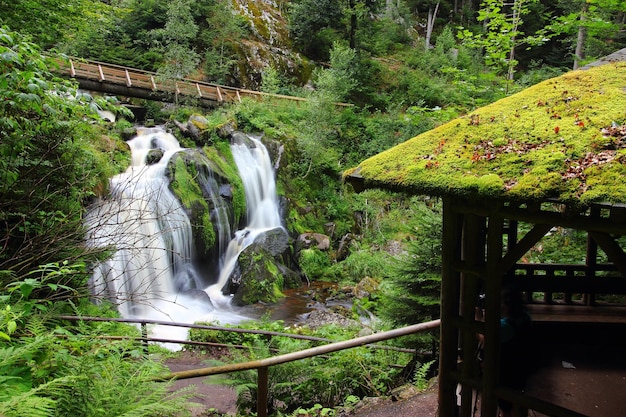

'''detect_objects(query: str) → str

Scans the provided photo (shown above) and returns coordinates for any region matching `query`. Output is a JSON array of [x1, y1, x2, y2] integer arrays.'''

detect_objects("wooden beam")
[[497, 223, 553, 276], [589, 231, 626, 277], [125, 69, 132, 87], [500, 206, 626, 234]]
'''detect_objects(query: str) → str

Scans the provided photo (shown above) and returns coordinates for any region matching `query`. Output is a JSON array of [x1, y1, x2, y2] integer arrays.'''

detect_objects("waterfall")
[[86, 127, 283, 348], [205, 134, 284, 307]]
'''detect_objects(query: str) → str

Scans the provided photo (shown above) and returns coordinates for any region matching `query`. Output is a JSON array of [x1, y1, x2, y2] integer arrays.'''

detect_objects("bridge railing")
[[54, 56, 315, 105]]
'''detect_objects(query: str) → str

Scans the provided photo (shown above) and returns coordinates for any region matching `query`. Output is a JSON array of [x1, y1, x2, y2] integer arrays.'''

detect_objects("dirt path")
[[163, 349, 439, 417]]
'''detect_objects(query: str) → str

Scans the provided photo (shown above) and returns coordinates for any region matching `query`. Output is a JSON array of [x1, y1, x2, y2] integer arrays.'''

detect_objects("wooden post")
[[98, 64, 105, 81], [125, 69, 132, 87], [257, 367, 269, 417], [459, 213, 484, 417], [481, 211, 504, 417], [141, 322, 149, 354], [439, 198, 463, 417]]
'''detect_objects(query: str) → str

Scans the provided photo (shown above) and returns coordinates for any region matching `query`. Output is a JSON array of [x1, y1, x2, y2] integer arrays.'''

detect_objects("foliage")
[[288, 0, 344, 60], [458, 0, 547, 79], [0, 0, 96, 49], [202, 322, 411, 416], [154, 0, 200, 81], [298, 249, 332, 281], [413, 360, 436, 391], [379, 200, 442, 327], [0, 27, 126, 287], [0, 296, 193, 417]]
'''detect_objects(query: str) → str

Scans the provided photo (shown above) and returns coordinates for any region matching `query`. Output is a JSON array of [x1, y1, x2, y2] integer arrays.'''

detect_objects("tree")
[[458, 0, 547, 82], [379, 200, 442, 328], [0, 0, 92, 49], [153, 0, 200, 92], [546, 0, 626, 69], [199, 0, 246, 84], [288, 0, 345, 60]]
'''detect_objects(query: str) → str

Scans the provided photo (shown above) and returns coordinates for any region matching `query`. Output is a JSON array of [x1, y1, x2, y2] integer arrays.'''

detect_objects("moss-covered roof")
[[345, 62, 626, 207]]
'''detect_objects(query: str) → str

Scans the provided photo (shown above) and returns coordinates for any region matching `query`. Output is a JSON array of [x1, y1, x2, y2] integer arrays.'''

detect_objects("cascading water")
[[85, 127, 283, 348], [205, 135, 285, 307]]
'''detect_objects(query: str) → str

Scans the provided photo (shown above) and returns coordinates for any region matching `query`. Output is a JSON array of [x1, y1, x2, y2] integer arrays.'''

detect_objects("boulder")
[[297, 232, 330, 251], [230, 242, 301, 306]]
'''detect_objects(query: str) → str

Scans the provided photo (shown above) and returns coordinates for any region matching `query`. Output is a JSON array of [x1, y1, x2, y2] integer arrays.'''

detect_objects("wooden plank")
[[513, 274, 626, 294], [527, 304, 626, 323]]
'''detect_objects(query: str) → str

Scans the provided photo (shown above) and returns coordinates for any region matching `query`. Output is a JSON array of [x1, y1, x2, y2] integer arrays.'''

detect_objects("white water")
[[205, 135, 284, 308], [86, 128, 283, 349]]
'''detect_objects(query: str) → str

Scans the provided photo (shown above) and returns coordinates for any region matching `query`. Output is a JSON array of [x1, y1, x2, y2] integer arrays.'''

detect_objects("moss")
[[346, 63, 626, 206], [203, 142, 246, 225], [170, 155, 216, 251]]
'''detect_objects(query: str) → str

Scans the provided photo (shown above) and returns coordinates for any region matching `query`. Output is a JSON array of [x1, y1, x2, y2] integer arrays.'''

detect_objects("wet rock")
[[335, 233, 355, 262], [252, 227, 290, 256], [146, 148, 164, 165]]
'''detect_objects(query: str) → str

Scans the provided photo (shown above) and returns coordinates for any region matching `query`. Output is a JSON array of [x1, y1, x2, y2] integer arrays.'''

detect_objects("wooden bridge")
[[54, 57, 308, 107]]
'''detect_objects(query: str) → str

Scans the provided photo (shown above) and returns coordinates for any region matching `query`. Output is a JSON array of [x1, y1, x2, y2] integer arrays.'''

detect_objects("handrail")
[[50, 56, 352, 107], [56, 315, 417, 353], [57, 315, 440, 417], [156, 319, 441, 417]]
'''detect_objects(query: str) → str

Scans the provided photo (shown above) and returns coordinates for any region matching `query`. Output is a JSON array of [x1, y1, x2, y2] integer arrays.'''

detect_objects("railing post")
[[141, 322, 149, 354], [257, 366, 269, 417]]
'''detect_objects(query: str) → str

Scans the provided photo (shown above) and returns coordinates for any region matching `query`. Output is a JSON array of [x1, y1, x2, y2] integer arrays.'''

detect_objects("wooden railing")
[[57, 315, 441, 417], [53, 56, 312, 106]]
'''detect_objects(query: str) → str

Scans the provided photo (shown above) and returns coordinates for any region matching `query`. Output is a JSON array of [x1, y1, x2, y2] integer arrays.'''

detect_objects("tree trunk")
[[574, 2, 589, 70], [349, 0, 357, 49], [425, 2, 440, 51]]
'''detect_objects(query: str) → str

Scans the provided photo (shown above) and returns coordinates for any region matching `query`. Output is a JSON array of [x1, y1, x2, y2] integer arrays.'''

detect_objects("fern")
[[413, 360, 436, 391]]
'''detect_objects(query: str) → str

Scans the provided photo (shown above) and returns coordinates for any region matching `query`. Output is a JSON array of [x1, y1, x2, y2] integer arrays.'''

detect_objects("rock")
[[353, 277, 379, 299], [217, 120, 237, 139], [390, 384, 420, 401], [252, 227, 290, 256], [335, 233, 355, 262], [146, 148, 164, 165], [297, 232, 331, 251], [298, 309, 359, 330], [230, 242, 301, 306]]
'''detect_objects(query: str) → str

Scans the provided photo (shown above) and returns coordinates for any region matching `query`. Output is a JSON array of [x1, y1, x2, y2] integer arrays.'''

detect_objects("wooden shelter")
[[345, 58, 626, 417]]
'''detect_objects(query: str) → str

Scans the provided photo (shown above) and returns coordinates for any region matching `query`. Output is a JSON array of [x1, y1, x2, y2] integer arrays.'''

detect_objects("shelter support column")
[[439, 198, 463, 417]]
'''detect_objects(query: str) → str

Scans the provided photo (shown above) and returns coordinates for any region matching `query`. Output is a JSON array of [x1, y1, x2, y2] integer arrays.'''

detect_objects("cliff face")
[[231, 0, 314, 89]]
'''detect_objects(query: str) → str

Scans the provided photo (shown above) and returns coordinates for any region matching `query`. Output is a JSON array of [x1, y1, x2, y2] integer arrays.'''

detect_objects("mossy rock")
[[231, 242, 301, 306], [169, 151, 216, 255], [345, 63, 626, 208]]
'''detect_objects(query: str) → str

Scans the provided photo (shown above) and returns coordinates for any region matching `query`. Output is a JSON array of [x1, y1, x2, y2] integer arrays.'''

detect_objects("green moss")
[[170, 155, 216, 251], [347, 63, 626, 206], [203, 142, 246, 225]]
